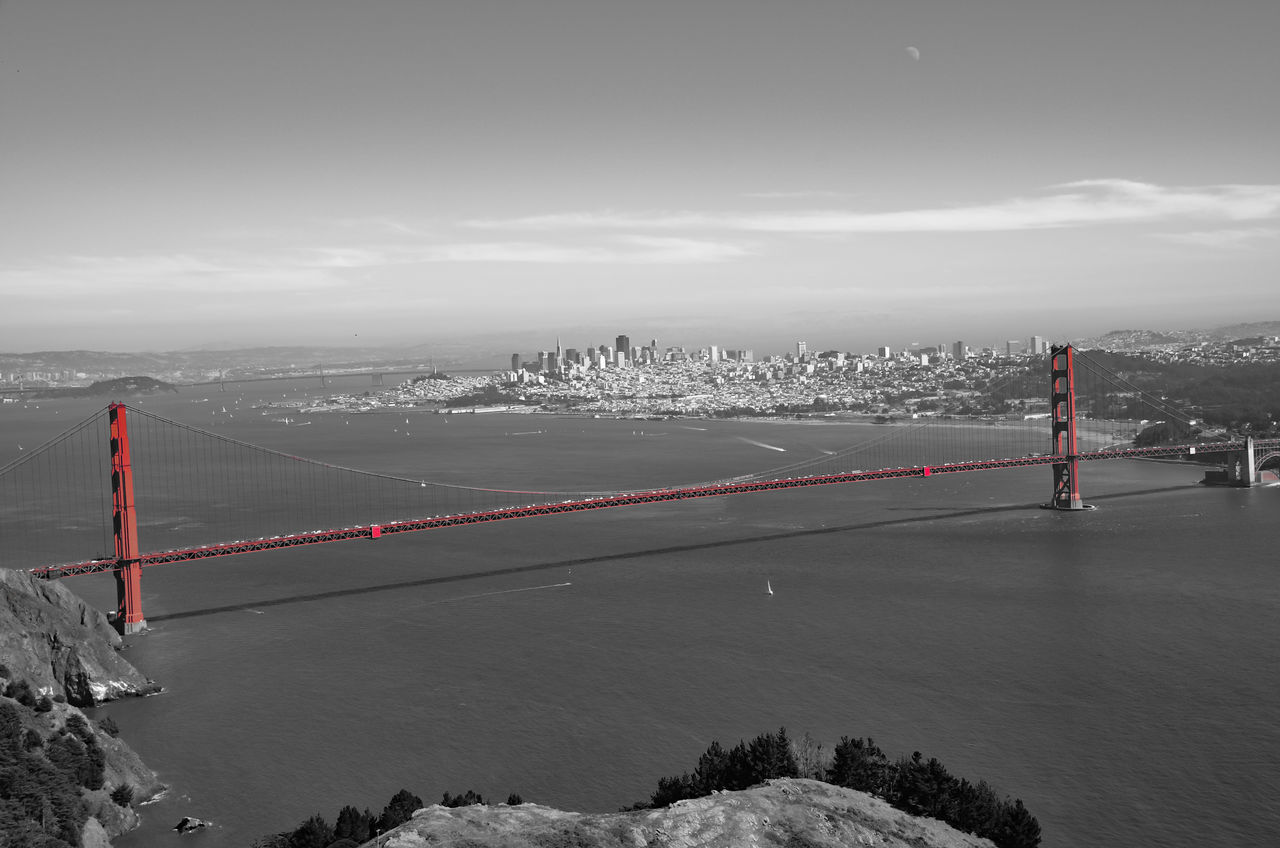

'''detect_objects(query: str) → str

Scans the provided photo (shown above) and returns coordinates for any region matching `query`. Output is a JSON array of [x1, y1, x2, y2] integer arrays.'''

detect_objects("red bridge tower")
[[109, 403, 146, 634], [1046, 345, 1093, 510]]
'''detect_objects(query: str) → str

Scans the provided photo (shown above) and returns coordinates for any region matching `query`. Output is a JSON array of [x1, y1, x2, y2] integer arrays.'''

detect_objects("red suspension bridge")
[[2, 345, 1275, 634]]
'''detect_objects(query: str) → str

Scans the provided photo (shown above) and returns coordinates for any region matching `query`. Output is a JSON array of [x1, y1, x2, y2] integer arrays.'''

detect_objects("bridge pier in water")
[[109, 403, 147, 635], [1201, 437, 1258, 487]]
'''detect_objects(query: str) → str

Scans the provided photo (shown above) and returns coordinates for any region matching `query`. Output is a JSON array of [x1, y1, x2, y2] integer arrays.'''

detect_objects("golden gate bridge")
[[3, 345, 1275, 634]]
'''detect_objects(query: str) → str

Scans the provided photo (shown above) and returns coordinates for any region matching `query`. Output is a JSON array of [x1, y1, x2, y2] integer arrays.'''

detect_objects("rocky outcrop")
[[371, 778, 994, 848], [174, 816, 213, 834], [0, 568, 158, 705]]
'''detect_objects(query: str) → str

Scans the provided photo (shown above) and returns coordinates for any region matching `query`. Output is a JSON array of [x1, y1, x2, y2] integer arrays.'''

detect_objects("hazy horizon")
[[3, 1, 1278, 352]]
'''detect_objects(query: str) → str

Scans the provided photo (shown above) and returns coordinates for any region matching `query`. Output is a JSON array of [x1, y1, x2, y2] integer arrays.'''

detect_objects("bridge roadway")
[[31, 439, 1279, 580]]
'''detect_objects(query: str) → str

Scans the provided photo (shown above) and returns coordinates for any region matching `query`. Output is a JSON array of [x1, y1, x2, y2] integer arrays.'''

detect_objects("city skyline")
[[3, 1, 1278, 352]]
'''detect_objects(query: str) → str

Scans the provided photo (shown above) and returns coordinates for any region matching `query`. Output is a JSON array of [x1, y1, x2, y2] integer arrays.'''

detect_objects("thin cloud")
[[1, 235, 747, 303], [1153, 227, 1280, 248], [301, 237, 748, 266], [742, 190, 851, 200], [466, 180, 1280, 234]]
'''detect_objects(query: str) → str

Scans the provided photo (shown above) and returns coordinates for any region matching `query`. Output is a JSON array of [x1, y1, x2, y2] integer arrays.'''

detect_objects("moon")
[[906, 46, 920, 61]]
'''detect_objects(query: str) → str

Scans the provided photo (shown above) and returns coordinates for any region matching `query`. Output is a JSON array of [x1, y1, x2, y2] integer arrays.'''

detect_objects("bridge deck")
[[32, 439, 1274, 579]]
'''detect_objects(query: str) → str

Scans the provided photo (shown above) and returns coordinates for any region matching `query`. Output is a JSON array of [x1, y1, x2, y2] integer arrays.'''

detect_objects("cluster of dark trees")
[[639, 728, 1040, 848], [0, 669, 132, 848], [254, 787, 523, 848], [442, 384, 522, 408]]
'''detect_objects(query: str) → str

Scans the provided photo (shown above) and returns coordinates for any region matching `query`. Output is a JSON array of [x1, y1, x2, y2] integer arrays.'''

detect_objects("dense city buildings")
[[5, 329, 1280, 416]]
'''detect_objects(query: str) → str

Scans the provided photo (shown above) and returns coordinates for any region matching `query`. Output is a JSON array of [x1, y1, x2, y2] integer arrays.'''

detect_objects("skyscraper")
[[615, 335, 630, 363], [796, 341, 807, 360], [1030, 335, 1047, 355], [952, 341, 966, 361]]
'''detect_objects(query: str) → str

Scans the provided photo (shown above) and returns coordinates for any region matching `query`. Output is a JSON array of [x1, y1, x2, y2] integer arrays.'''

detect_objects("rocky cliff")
[[0, 568, 158, 705], [0, 567, 164, 845], [371, 779, 995, 848]]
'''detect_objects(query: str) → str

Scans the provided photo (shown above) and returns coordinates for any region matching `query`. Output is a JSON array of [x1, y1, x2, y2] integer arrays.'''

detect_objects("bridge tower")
[[1046, 344, 1092, 510], [109, 403, 146, 634]]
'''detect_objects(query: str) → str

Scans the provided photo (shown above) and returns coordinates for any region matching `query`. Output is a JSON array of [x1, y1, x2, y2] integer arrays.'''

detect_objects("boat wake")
[[737, 436, 786, 452]]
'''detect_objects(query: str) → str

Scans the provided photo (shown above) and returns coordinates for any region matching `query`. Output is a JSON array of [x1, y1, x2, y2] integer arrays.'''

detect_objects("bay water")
[[2, 380, 1277, 847]]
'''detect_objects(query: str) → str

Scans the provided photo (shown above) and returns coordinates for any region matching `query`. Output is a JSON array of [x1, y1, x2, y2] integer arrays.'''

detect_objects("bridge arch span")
[[1256, 450, 1280, 476]]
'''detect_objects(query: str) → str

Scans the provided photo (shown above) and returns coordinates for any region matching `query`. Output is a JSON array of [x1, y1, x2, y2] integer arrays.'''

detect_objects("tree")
[[950, 779, 1002, 838], [0, 701, 23, 741], [287, 814, 334, 848], [378, 789, 423, 833], [827, 737, 892, 797], [891, 752, 957, 820], [993, 798, 1042, 848], [649, 773, 697, 807], [790, 732, 827, 780], [745, 727, 799, 782], [692, 740, 730, 794], [505, 794, 523, 806], [333, 805, 376, 843]]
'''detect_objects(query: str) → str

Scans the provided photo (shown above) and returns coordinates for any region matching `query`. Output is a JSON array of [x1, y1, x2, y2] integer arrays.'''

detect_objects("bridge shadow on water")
[[147, 484, 1193, 623]]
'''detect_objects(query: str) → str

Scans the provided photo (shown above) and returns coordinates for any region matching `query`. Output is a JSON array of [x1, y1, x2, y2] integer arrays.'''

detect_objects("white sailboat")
[[766, 580, 774, 596]]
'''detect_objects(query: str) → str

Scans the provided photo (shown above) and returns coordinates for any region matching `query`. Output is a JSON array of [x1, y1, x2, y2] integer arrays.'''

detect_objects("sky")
[[2, 0, 1278, 355]]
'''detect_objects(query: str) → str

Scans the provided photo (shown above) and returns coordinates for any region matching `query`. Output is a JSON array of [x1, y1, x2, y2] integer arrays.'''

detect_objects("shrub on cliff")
[[441, 789, 485, 807], [111, 784, 135, 808], [4, 678, 37, 708]]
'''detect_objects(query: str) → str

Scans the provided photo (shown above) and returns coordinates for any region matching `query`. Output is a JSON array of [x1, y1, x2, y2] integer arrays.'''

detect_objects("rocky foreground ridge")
[[371, 779, 995, 848], [1, 567, 164, 845], [0, 568, 158, 705]]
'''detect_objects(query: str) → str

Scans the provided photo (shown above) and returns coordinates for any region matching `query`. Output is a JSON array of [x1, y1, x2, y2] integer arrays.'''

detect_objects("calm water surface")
[[2, 383, 1277, 848]]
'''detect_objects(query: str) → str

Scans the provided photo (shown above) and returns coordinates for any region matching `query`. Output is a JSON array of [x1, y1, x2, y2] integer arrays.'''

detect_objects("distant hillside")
[[1081, 321, 1280, 351], [1212, 320, 1280, 340], [29, 376, 178, 399]]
